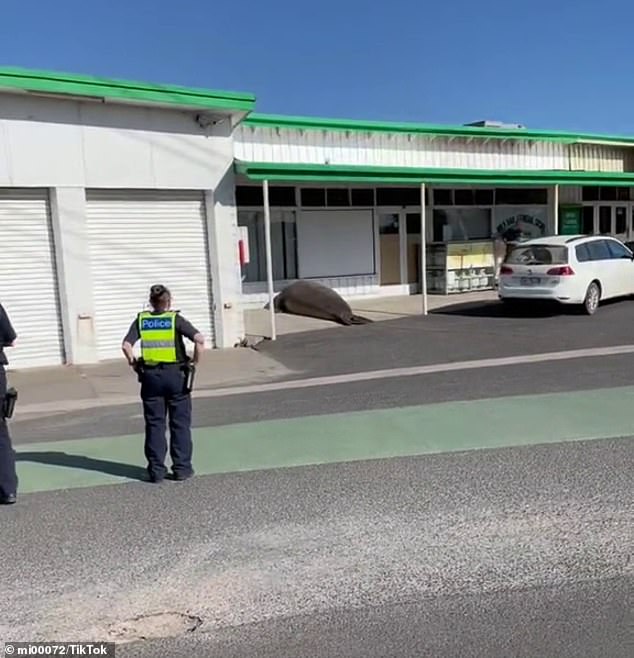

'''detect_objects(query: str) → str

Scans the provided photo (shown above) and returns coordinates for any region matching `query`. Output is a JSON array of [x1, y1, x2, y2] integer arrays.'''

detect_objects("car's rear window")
[[505, 244, 568, 265]]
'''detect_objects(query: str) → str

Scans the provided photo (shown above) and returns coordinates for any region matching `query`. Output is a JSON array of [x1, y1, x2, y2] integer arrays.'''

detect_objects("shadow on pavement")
[[16, 451, 146, 481], [431, 300, 576, 319]]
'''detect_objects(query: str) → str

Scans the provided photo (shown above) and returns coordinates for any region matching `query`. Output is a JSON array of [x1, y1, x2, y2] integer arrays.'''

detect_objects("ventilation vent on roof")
[[465, 120, 526, 129]]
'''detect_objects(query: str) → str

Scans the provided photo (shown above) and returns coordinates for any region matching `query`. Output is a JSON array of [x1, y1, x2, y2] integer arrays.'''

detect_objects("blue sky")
[[1, 0, 632, 133]]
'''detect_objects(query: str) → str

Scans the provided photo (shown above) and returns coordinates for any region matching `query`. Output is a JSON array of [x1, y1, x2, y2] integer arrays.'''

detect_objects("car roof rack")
[[564, 235, 591, 243]]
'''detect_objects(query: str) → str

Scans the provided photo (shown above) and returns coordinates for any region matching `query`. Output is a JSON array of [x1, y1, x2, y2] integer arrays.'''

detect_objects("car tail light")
[[500, 265, 513, 274], [547, 266, 575, 276]]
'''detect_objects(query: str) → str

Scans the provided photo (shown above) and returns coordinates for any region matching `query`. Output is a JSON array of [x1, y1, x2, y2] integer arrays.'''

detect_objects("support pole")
[[554, 184, 560, 234], [263, 179, 276, 340], [421, 182, 428, 315]]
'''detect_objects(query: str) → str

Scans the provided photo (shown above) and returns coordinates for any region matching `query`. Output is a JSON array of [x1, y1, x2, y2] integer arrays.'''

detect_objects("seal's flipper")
[[348, 314, 373, 325]]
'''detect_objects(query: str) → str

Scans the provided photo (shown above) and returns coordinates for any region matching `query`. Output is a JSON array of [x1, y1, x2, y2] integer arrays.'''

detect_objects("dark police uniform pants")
[[0, 366, 18, 498], [140, 364, 193, 481]]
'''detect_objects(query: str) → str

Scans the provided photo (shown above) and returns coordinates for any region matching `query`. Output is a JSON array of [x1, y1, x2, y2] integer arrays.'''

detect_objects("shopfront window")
[[582, 187, 630, 202], [495, 188, 548, 205], [432, 208, 491, 242], [616, 207, 627, 234], [236, 186, 296, 206], [238, 210, 297, 283], [582, 206, 594, 234]]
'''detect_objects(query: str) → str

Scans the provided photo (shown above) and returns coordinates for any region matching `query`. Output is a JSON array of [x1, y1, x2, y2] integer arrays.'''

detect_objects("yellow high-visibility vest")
[[138, 311, 178, 364]]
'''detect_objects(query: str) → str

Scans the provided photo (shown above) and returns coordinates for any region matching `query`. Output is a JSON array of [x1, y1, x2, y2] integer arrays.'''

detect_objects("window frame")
[[237, 207, 299, 283], [585, 238, 612, 261], [606, 238, 633, 260]]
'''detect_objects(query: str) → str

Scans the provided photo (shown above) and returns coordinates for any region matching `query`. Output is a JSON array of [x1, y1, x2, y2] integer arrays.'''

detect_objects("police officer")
[[0, 302, 18, 505], [121, 284, 205, 483]]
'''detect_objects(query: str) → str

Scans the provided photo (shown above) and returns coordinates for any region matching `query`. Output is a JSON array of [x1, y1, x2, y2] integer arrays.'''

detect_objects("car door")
[[606, 238, 634, 296], [586, 239, 617, 299], [574, 242, 594, 298]]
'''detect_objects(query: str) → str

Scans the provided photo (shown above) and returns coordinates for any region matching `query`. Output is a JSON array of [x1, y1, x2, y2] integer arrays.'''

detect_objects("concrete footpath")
[[6, 348, 297, 419], [244, 290, 496, 338], [6, 292, 496, 419]]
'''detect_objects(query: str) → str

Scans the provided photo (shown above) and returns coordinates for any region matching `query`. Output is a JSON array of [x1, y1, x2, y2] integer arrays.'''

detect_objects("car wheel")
[[583, 282, 601, 315]]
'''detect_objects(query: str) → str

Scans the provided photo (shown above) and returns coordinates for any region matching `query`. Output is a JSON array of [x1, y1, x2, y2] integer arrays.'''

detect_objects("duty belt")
[[133, 360, 196, 394], [142, 361, 185, 369]]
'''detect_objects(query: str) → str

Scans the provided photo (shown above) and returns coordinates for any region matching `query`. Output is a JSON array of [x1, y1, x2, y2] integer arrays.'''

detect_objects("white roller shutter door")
[[0, 189, 65, 369], [86, 190, 215, 361]]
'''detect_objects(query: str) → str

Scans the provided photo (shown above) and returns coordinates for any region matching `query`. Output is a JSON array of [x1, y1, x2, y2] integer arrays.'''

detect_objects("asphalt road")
[[3, 300, 634, 657], [121, 579, 631, 658], [258, 298, 634, 378], [12, 296, 634, 443], [11, 351, 634, 443], [2, 438, 632, 657]]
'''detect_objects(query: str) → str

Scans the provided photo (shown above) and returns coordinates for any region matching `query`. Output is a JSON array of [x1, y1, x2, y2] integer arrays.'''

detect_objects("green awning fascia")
[[244, 113, 634, 147], [0, 67, 256, 113], [235, 162, 634, 187]]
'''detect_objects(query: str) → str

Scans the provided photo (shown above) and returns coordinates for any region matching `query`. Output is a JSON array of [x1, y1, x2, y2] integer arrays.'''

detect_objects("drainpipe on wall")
[[421, 182, 428, 315], [263, 179, 277, 340]]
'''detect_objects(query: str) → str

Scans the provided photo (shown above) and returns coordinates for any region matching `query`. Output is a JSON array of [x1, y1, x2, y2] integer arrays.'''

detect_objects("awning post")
[[263, 179, 276, 340], [554, 184, 560, 234], [421, 182, 428, 315]]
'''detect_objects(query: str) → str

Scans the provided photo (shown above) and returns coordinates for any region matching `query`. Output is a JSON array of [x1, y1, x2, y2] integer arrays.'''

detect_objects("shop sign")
[[559, 206, 582, 235], [496, 210, 547, 241]]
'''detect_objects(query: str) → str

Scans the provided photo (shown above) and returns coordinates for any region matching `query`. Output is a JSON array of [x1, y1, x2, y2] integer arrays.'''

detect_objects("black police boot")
[[172, 470, 194, 481], [0, 493, 16, 505]]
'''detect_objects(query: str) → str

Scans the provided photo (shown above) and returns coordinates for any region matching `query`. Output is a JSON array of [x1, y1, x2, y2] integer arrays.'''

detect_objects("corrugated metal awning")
[[235, 161, 634, 186]]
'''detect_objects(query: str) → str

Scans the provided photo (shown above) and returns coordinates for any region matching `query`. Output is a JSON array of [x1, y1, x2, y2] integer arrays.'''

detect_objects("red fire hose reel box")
[[238, 226, 250, 266]]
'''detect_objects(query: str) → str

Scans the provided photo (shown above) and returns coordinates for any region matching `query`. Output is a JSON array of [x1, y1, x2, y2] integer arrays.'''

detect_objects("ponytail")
[[149, 284, 171, 310]]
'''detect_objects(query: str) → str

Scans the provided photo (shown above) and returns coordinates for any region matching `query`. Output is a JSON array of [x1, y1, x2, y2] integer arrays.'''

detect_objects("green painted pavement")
[[14, 386, 634, 494]]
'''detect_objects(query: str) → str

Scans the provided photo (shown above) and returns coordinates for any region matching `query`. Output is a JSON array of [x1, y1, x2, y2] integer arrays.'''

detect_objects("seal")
[[273, 280, 373, 326]]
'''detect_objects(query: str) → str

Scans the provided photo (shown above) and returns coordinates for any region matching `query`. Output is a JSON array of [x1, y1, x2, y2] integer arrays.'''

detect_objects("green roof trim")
[[244, 113, 634, 147], [235, 161, 634, 187], [0, 67, 256, 113]]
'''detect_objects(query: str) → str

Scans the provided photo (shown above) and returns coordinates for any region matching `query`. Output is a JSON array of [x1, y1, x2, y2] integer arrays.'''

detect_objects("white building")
[[234, 115, 634, 306], [0, 67, 254, 369], [2, 67, 634, 368]]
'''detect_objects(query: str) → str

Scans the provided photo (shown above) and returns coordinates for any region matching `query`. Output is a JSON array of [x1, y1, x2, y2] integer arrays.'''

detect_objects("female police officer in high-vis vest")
[[122, 284, 205, 483], [0, 301, 18, 505]]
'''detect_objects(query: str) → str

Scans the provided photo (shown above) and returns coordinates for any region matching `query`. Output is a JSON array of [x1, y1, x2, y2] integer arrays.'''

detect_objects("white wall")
[[49, 187, 97, 364], [204, 172, 246, 348], [0, 92, 243, 360], [236, 125, 631, 173], [0, 93, 234, 189]]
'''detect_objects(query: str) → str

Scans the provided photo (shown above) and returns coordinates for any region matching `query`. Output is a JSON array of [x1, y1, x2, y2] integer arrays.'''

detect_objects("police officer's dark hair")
[[149, 284, 171, 307]]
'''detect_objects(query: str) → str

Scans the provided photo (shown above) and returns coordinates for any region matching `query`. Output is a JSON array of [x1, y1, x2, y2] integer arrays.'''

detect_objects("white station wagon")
[[498, 234, 634, 315]]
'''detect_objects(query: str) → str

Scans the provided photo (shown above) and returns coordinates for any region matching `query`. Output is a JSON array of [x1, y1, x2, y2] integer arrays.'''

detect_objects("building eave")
[[0, 66, 256, 115], [243, 113, 634, 148], [235, 161, 634, 186]]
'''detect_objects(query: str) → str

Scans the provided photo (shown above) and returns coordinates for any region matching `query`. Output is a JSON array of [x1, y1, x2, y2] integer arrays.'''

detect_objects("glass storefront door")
[[378, 213, 401, 285], [586, 204, 631, 242], [406, 213, 421, 287], [378, 210, 425, 289]]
